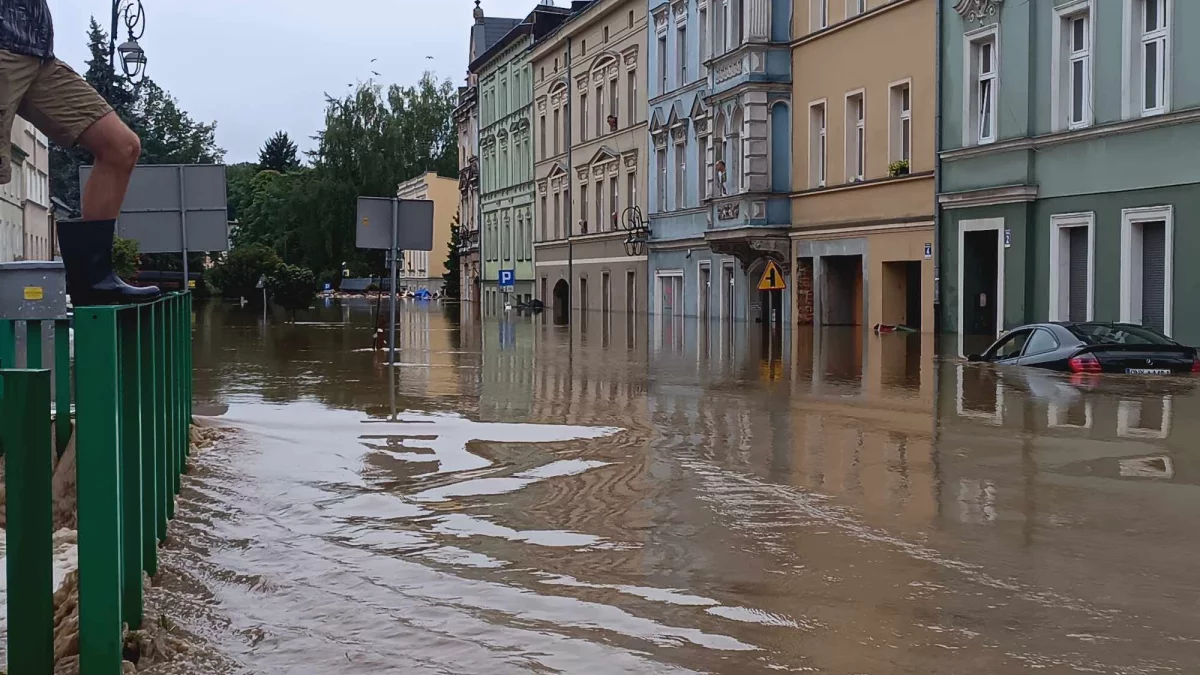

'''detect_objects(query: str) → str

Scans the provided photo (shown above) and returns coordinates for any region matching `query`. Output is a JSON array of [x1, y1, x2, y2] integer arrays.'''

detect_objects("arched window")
[[770, 102, 792, 192], [730, 106, 744, 193], [712, 110, 727, 196]]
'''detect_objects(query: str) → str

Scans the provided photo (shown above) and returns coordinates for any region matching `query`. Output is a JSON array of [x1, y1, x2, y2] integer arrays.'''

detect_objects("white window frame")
[[1119, 204, 1174, 335], [675, 135, 688, 210], [847, 0, 867, 18], [1117, 398, 1172, 440], [1048, 399, 1094, 430], [1122, 0, 1172, 119], [955, 363, 1005, 425], [844, 90, 865, 182], [809, 99, 827, 188], [888, 79, 912, 165], [811, 0, 828, 31], [1051, 0, 1094, 131], [696, 260, 713, 321], [956, 217, 1006, 356], [962, 24, 999, 147], [699, 2, 710, 73], [1047, 211, 1095, 322]]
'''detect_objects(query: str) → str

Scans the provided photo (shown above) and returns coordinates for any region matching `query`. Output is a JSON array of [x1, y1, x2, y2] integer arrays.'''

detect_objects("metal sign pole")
[[178, 166, 189, 289], [388, 199, 398, 374]]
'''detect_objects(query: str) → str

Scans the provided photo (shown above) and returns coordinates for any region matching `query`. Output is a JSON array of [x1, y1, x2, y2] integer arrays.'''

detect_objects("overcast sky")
[[50, 0, 548, 163]]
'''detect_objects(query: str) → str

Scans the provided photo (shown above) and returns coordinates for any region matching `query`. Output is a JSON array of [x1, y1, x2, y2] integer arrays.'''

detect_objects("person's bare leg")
[[75, 111, 141, 220]]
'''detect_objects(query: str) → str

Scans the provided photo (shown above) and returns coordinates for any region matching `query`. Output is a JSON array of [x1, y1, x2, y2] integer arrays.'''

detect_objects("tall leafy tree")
[[443, 213, 461, 299], [257, 131, 300, 173]]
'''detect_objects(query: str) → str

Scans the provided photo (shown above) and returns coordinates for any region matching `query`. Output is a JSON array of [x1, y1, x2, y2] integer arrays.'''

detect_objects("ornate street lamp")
[[111, 0, 148, 83], [621, 206, 650, 257]]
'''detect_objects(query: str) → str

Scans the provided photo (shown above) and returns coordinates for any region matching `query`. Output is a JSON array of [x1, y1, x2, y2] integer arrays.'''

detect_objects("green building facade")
[[938, 0, 1200, 350], [473, 4, 570, 313]]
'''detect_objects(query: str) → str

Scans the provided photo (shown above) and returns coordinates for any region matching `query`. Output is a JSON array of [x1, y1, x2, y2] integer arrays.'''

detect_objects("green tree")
[[268, 263, 317, 320], [258, 131, 300, 173], [206, 244, 281, 302], [443, 213, 461, 299]]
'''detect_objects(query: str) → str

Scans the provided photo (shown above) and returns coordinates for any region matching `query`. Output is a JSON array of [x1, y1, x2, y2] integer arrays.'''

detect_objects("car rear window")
[[1067, 323, 1175, 346]]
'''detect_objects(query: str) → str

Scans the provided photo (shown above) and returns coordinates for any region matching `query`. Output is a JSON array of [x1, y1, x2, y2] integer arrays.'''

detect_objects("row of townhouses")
[[0, 117, 54, 264], [455, 0, 1200, 346]]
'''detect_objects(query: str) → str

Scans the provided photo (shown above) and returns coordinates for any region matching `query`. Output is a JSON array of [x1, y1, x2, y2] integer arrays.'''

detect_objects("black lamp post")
[[110, 0, 147, 83], [621, 206, 650, 257]]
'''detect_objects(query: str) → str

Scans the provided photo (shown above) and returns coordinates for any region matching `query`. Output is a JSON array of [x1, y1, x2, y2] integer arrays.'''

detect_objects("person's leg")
[[76, 112, 141, 221], [21, 59, 158, 304], [0, 50, 42, 187]]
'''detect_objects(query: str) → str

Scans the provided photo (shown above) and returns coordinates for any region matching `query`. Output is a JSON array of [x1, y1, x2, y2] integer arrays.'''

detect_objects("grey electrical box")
[[355, 197, 435, 251], [0, 261, 68, 320]]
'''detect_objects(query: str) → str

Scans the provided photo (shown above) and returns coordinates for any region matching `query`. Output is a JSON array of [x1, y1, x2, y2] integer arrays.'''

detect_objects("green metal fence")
[[0, 292, 193, 674]]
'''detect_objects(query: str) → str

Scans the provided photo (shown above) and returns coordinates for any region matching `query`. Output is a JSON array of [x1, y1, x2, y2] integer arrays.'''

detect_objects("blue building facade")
[[646, 0, 793, 340]]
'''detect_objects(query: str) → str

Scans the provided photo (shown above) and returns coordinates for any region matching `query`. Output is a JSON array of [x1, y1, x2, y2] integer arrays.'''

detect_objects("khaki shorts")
[[0, 49, 113, 184]]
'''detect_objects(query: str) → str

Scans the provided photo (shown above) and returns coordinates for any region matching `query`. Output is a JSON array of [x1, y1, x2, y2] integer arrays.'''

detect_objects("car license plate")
[[1126, 368, 1171, 375]]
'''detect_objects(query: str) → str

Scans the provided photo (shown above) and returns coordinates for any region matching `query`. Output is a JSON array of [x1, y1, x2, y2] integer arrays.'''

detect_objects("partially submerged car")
[[968, 322, 1200, 374]]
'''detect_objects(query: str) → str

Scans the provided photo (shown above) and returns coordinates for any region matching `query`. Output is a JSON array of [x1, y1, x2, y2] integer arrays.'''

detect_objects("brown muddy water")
[[167, 299, 1200, 674]]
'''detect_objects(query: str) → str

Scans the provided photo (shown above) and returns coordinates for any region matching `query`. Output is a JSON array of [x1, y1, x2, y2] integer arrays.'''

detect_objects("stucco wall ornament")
[[954, 0, 1002, 23]]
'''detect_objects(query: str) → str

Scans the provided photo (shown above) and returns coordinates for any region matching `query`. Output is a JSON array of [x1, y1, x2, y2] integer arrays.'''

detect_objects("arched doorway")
[[553, 279, 570, 325]]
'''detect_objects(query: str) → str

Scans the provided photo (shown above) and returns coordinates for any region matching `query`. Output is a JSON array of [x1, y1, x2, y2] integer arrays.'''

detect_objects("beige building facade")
[[532, 0, 648, 324], [790, 0, 936, 331], [1, 116, 51, 263], [396, 172, 459, 293]]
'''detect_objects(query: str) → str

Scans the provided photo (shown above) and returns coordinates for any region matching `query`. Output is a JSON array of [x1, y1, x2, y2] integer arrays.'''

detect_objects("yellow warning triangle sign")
[[757, 260, 786, 291]]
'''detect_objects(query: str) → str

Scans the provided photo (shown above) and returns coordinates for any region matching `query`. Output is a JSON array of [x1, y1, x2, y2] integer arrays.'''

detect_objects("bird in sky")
[[426, 56, 434, 60], [372, 70, 381, 76], [371, 58, 378, 63]]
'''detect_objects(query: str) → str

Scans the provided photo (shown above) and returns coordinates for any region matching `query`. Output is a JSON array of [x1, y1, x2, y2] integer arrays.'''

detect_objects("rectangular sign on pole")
[[79, 164, 229, 253], [498, 269, 515, 292], [356, 198, 435, 251]]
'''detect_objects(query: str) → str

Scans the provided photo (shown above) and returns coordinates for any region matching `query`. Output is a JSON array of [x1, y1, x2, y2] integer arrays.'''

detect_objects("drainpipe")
[[565, 36, 575, 326], [933, 0, 943, 332]]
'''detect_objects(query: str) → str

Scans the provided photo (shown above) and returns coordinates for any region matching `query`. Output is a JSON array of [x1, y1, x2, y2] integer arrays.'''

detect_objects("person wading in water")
[[1, 0, 159, 305]]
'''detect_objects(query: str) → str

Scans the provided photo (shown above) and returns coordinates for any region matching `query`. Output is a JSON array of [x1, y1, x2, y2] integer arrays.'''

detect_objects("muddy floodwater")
[[169, 299, 1200, 674]]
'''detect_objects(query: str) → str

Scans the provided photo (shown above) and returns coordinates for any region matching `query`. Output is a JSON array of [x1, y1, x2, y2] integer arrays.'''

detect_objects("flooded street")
[[170, 299, 1200, 674]]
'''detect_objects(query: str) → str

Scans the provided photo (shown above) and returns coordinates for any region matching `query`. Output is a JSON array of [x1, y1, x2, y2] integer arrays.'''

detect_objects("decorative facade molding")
[[537, 179, 548, 194], [621, 150, 639, 169], [717, 202, 741, 220], [672, 0, 688, 26], [954, 0, 1002, 24], [654, 8, 670, 35], [937, 184, 1037, 210], [622, 45, 639, 70]]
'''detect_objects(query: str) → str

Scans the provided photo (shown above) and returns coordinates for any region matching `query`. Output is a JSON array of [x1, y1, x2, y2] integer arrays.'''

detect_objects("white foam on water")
[[0, 529, 79, 640]]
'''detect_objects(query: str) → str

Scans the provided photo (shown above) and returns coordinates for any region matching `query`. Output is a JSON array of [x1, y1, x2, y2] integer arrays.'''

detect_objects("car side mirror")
[[967, 353, 985, 362]]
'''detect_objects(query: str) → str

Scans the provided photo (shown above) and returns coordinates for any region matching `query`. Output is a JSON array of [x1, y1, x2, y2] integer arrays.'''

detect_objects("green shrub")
[[268, 263, 317, 317], [206, 245, 282, 301], [113, 237, 140, 279]]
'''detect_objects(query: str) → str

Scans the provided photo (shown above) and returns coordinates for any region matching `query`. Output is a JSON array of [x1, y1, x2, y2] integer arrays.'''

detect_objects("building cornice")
[[937, 184, 1037, 210], [941, 107, 1200, 162], [790, 170, 934, 198]]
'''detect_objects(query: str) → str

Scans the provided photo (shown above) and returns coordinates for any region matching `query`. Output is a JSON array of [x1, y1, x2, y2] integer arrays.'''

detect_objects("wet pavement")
[[170, 298, 1200, 674]]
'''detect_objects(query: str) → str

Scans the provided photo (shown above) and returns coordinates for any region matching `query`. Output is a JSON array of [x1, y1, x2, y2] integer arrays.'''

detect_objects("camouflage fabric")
[[0, 0, 54, 60]]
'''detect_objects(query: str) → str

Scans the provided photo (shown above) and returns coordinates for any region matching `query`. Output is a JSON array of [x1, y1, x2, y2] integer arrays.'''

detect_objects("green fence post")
[[155, 301, 170, 535], [0, 369, 55, 674], [26, 319, 43, 369], [0, 318, 14, 368], [119, 309, 144, 628], [186, 292, 193, 457], [74, 305, 125, 674], [173, 296, 184, 491], [139, 304, 159, 575], [55, 319, 72, 457]]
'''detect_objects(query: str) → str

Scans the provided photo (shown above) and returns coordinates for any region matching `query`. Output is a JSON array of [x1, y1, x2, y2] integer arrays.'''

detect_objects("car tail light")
[[1069, 353, 1102, 374], [1192, 354, 1200, 373]]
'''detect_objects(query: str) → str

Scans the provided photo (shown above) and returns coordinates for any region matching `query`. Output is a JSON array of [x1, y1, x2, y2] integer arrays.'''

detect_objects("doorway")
[[961, 228, 999, 339], [881, 260, 922, 330], [553, 279, 570, 325], [822, 255, 863, 326]]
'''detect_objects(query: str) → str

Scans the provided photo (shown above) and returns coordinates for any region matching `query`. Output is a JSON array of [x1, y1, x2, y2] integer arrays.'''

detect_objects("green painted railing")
[[0, 292, 193, 674]]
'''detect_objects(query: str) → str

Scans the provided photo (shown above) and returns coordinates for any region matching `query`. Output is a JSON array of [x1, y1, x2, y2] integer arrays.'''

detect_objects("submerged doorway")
[[553, 279, 570, 325], [961, 228, 999, 338], [882, 260, 922, 330], [822, 255, 863, 326]]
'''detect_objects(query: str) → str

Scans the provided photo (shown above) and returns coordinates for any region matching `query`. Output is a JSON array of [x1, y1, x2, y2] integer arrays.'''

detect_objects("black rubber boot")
[[57, 219, 161, 306]]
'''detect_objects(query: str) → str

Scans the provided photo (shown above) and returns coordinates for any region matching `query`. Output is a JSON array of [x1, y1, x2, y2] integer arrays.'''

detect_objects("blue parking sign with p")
[[499, 269, 515, 291]]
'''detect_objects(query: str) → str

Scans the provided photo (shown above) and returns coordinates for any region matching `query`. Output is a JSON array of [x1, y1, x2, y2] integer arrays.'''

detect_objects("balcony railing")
[[0, 292, 193, 673]]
